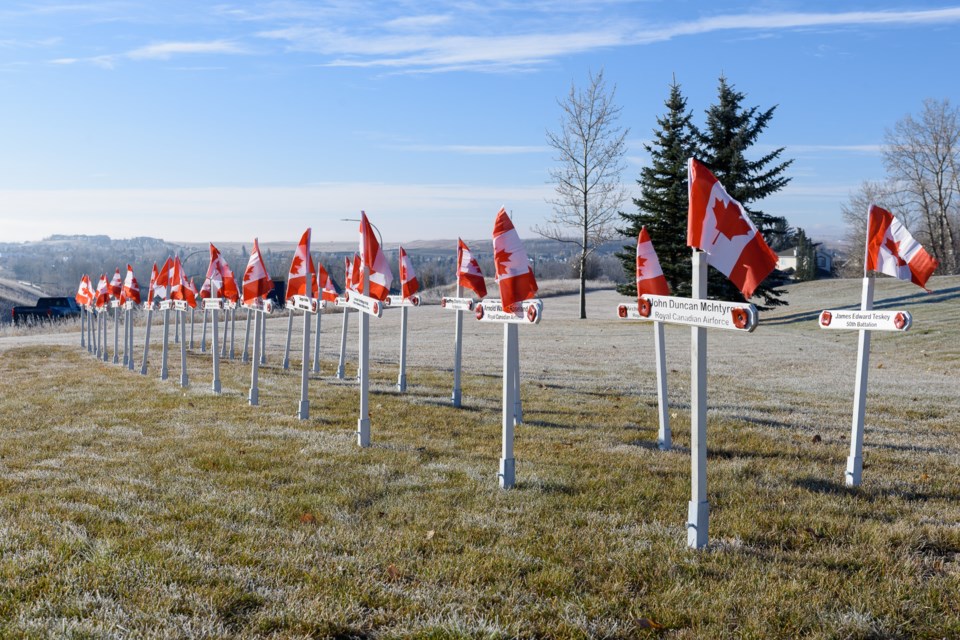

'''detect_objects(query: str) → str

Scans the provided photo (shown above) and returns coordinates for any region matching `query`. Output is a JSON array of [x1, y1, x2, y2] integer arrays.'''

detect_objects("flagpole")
[[229, 307, 237, 359], [259, 311, 267, 365], [511, 329, 522, 425], [200, 308, 208, 353], [337, 308, 350, 379], [357, 266, 371, 447], [312, 301, 322, 373], [113, 305, 120, 364], [221, 308, 229, 358], [160, 307, 170, 380], [249, 306, 261, 406], [283, 308, 293, 370], [80, 308, 86, 349], [846, 275, 875, 487], [499, 322, 518, 489], [242, 309, 251, 362], [452, 283, 464, 408], [299, 305, 311, 419], [655, 320, 671, 450], [397, 305, 408, 392], [179, 310, 189, 388], [688, 249, 709, 549], [127, 307, 135, 371], [140, 306, 153, 375], [211, 305, 221, 394], [189, 307, 195, 349]]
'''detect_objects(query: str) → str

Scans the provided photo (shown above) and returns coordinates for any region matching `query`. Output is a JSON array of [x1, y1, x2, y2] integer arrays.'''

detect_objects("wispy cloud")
[[49, 39, 247, 68], [392, 143, 549, 155], [127, 40, 247, 60], [257, 6, 960, 72]]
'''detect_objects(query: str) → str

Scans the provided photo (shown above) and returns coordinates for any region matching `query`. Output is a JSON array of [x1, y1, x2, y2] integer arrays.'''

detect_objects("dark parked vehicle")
[[11, 297, 82, 324]]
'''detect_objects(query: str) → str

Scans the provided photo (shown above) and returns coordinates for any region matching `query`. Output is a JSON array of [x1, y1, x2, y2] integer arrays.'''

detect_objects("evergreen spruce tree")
[[616, 80, 697, 298], [697, 76, 793, 308]]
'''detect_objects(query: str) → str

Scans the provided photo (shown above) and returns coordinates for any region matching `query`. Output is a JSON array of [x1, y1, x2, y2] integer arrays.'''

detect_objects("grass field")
[[0, 276, 958, 638]]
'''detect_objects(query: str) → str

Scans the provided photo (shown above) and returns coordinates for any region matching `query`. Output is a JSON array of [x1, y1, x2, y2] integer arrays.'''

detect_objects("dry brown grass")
[[0, 276, 958, 638]]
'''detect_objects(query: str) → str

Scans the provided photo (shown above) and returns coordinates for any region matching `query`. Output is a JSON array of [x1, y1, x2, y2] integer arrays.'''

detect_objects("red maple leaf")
[[884, 238, 907, 266], [290, 254, 304, 274], [244, 264, 255, 282], [635, 254, 648, 278], [496, 250, 513, 277], [712, 198, 752, 243]]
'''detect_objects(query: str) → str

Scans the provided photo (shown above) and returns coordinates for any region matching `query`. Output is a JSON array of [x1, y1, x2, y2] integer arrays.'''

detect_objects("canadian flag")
[[95, 274, 110, 308], [121, 265, 141, 305], [493, 207, 538, 311], [286, 228, 314, 301], [109, 268, 123, 299], [187, 277, 199, 304], [348, 254, 362, 293], [75, 275, 94, 307], [357, 211, 393, 301], [457, 238, 487, 298], [636, 227, 670, 298], [865, 205, 938, 290], [687, 158, 779, 298], [170, 256, 197, 308], [205, 243, 240, 301], [242, 238, 274, 304], [317, 263, 339, 302], [398, 246, 419, 299], [152, 258, 173, 302]]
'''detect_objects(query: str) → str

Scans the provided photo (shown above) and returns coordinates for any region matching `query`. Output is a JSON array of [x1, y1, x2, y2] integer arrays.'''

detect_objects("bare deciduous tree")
[[883, 98, 960, 273], [536, 69, 629, 318]]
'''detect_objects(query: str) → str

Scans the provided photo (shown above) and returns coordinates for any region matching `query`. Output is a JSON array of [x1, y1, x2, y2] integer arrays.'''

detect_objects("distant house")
[[777, 247, 835, 278]]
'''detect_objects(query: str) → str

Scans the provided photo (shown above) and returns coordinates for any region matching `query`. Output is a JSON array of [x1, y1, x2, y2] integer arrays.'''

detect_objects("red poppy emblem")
[[731, 308, 748, 329], [475, 304, 484, 320], [820, 311, 832, 327], [618, 304, 628, 318], [894, 312, 907, 330], [526, 304, 538, 323], [638, 298, 652, 318]]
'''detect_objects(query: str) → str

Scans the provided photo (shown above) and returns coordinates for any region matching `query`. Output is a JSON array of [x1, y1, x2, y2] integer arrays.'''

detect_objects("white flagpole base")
[[299, 400, 309, 421], [396, 374, 407, 393], [357, 418, 370, 447], [499, 457, 516, 489], [687, 500, 709, 549], [845, 455, 863, 487]]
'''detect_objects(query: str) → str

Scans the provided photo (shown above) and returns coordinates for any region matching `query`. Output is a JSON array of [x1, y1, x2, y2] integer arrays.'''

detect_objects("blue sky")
[[1, 1, 958, 247]]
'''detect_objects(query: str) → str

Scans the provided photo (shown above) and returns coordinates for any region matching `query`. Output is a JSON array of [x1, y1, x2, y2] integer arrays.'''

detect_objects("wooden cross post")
[[139, 301, 154, 375], [202, 297, 223, 393], [817, 275, 913, 486], [385, 294, 420, 392], [620, 251, 760, 548], [177, 302, 189, 388], [283, 308, 294, 370], [441, 286, 474, 408], [124, 301, 136, 371], [112, 302, 120, 364], [200, 308, 208, 353], [474, 298, 543, 488], [312, 298, 323, 374], [614, 306, 671, 450], [246, 299, 274, 406], [159, 302, 171, 380], [288, 295, 319, 420], [336, 304, 351, 379]]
